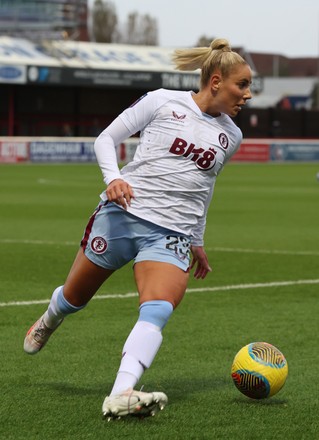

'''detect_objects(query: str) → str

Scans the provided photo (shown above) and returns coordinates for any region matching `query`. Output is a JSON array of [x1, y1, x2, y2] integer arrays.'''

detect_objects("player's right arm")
[[94, 91, 160, 209], [94, 117, 134, 209]]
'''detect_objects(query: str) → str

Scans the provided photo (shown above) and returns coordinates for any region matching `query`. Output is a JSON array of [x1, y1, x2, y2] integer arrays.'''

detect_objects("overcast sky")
[[90, 0, 319, 57]]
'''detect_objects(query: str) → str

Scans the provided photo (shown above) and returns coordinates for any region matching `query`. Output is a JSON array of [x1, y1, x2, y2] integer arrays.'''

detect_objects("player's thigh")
[[134, 261, 189, 308], [63, 249, 115, 306]]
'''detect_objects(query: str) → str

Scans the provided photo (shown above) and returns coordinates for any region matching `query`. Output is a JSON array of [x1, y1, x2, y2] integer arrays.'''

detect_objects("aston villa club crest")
[[91, 236, 107, 254], [219, 133, 229, 150]]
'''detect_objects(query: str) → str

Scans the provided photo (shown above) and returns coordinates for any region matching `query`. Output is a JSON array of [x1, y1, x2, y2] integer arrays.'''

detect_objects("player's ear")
[[210, 72, 221, 93]]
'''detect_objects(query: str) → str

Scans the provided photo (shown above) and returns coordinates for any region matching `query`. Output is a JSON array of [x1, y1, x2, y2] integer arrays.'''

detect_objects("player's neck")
[[192, 92, 221, 118]]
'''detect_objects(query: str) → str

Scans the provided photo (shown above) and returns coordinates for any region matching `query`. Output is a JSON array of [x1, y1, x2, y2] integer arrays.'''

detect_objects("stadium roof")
[[0, 36, 201, 90], [0, 37, 265, 93], [0, 36, 179, 69]]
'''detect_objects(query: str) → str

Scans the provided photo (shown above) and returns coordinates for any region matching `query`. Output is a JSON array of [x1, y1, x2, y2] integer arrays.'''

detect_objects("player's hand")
[[106, 179, 134, 210], [190, 245, 212, 279]]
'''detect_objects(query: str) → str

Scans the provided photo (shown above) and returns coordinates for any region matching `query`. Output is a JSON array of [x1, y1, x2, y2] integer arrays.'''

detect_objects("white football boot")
[[102, 388, 168, 420], [24, 314, 63, 355]]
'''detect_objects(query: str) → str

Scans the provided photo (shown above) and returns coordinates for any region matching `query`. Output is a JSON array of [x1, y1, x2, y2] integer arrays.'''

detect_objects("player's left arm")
[[190, 245, 212, 279]]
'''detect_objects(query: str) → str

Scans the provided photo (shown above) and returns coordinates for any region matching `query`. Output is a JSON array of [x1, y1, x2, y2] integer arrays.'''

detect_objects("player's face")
[[217, 65, 252, 117]]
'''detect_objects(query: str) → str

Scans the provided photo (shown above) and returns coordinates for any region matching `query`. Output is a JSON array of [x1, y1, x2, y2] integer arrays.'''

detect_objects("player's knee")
[[138, 300, 174, 330]]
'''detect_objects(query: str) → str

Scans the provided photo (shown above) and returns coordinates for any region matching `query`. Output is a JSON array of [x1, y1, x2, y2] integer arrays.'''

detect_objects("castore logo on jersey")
[[172, 111, 187, 120]]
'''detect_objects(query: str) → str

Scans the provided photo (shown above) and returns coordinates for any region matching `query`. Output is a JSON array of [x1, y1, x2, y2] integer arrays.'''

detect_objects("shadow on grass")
[[20, 375, 289, 409], [231, 396, 289, 406], [23, 375, 227, 401], [159, 375, 229, 402], [33, 381, 114, 397]]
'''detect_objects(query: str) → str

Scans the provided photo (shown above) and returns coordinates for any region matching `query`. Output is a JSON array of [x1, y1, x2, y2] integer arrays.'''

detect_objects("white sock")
[[43, 286, 64, 329], [43, 285, 85, 329], [110, 321, 163, 396]]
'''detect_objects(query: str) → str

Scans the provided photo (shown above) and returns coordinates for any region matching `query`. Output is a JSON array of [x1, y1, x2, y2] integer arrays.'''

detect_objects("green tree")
[[195, 35, 216, 47], [123, 12, 158, 45], [91, 0, 118, 43], [90, 1, 158, 45]]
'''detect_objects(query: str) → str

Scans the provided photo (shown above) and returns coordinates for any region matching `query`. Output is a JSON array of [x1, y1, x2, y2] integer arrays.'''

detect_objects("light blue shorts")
[[80, 202, 191, 271]]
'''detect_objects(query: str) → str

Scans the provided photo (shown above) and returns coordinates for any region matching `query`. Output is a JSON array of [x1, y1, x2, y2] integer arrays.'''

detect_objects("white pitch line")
[[1, 278, 318, 308], [0, 238, 78, 246], [1, 238, 318, 256], [206, 247, 319, 256]]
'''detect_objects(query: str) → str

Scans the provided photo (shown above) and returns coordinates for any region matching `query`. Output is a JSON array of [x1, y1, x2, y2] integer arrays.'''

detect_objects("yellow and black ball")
[[231, 342, 288, 399]]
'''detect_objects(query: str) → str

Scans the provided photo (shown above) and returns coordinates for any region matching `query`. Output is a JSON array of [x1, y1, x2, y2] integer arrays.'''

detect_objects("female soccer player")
[[24, 38, 252, 419]]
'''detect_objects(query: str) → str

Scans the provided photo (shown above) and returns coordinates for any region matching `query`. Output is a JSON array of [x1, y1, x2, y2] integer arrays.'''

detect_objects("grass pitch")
[[0, 162, 318, 439]]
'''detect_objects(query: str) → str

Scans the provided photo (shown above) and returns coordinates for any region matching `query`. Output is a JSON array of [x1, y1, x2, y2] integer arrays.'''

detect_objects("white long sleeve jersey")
[[94, 88, 242, 246]]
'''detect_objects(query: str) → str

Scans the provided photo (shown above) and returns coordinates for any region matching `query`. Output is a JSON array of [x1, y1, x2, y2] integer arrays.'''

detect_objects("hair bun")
[[210, 38, 231, 52]]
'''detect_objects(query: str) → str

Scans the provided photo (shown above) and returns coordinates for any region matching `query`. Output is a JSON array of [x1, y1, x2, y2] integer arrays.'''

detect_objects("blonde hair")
[[172, 38, 247, 88]]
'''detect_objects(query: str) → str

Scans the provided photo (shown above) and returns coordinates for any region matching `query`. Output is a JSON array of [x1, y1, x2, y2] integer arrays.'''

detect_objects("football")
[[231, 342, 288, 399]]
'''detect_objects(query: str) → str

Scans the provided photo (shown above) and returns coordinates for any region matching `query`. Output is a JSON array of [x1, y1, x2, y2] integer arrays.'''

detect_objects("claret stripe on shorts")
[[80, 201, 108, 250]]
